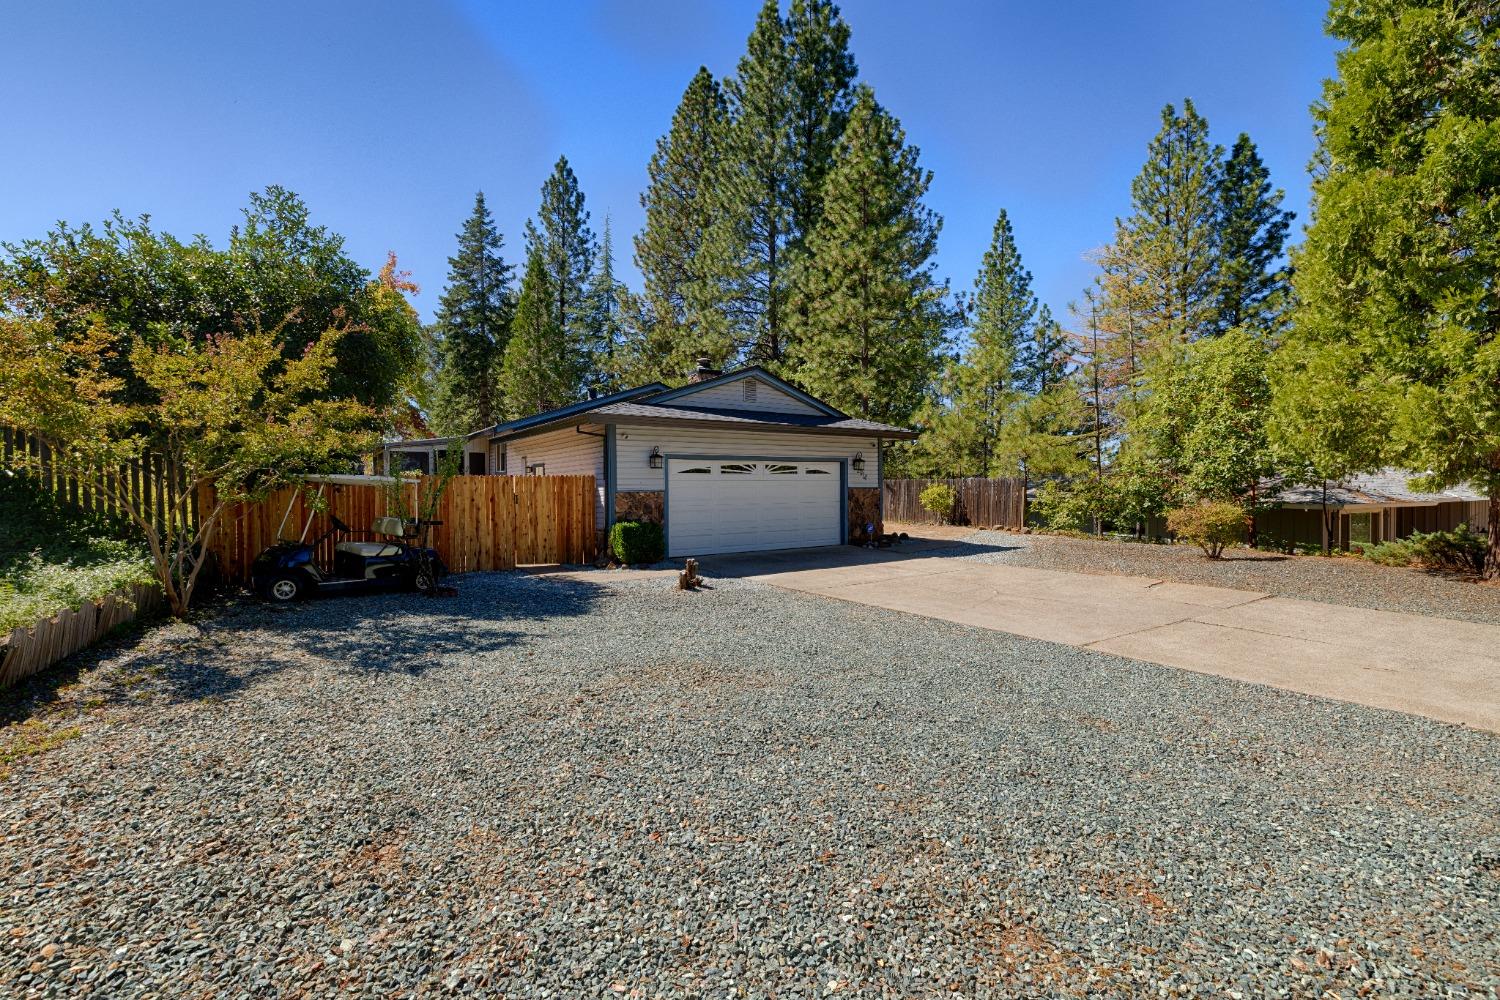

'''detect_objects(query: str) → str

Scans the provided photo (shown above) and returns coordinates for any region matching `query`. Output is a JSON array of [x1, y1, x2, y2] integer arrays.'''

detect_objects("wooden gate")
[[203, 475, 596, 585]]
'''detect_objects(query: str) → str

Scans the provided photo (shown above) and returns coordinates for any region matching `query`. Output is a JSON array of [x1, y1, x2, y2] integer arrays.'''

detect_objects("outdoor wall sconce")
[[851, 452, 865, 475], [649, 446, 664, 469]]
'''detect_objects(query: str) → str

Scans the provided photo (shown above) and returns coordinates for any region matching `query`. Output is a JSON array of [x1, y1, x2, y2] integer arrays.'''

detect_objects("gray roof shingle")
[[591, 401, 916, 438], [1273, 468, 1486, 506]]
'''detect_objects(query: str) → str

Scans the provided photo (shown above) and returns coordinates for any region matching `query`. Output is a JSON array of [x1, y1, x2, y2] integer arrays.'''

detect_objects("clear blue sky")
[[1, 1, 1337, 330]]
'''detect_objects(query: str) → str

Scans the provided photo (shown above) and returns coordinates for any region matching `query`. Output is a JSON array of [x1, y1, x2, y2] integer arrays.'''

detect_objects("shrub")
[[1165, 501, 1246, 559], [0, 473, 154, 635], [1360, 524, 1485, 575], [918, 483, 958, 524], [609, 520, 664, 565]]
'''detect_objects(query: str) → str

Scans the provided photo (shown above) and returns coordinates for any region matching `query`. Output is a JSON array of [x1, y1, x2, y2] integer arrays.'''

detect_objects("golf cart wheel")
[[265, 575, 303, 602], [414, 566, 437, 593]]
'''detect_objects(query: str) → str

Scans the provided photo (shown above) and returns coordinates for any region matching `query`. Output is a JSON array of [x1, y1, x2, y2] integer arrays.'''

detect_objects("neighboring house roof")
[[1273, 469, 1487, 508], [382, 435, 457, 449], [482, 367, 915, 442]]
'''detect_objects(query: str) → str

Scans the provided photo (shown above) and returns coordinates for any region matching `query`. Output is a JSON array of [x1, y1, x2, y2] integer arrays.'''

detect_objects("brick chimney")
[[687, 356, 721, 384]]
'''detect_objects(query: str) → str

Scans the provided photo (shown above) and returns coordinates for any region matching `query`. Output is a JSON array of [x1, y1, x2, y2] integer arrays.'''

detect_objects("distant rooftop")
[[1274, 469, 1485, 507]]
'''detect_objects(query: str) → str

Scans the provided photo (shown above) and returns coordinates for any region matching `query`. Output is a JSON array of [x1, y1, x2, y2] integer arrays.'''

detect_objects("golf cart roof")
[[299, 474, 404, 487]]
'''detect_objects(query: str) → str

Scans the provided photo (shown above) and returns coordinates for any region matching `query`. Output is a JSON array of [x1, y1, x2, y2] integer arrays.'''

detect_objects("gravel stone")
[[947, 529, 1500, 626], [1, 569, 1497, 996]]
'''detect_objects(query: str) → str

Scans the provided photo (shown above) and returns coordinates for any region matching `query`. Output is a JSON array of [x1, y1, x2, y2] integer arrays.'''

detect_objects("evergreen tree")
[[631, 67, 733, 381], [1015, 305, 1071, 395], [787, 87, 950, 425], [1214, 134, 1294, 336], [786, 0, 858, 242], [1286, 0, 1500, 575], [586, 216, 625, 395], [709, 0, 857, 368], [431, 192, 514, 434], [934, 209, 1037, 474], [1110, 100, 1223, 349], [525, 156, 596, 399], [500, 248, 575, 418]]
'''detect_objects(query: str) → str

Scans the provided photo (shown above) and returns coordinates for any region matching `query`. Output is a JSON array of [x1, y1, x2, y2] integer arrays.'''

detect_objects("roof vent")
[[688, 356, 721, 384], [742, 378, 758, 403]]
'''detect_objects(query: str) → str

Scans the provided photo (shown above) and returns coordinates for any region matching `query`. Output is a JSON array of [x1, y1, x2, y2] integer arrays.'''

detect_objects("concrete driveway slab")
[[720, 543, 1500, 732]]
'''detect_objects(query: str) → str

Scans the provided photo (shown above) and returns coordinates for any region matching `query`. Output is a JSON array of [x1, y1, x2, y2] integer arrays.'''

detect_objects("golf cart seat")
[[336, 540, 404, 558], [333, 516, 409, 558]]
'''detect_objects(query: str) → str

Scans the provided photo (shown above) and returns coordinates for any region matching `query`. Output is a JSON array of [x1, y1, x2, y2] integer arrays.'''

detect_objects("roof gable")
[[643, 367, 845, 418]]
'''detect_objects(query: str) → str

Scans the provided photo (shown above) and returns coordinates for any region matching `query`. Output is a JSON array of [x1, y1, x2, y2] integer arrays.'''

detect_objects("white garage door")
[[666, 459, 842, 557]]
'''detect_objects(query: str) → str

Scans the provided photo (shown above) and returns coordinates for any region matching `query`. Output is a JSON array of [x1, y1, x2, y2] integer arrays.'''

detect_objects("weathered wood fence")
[[883, 477, 1027, 528], [203, 474, 597, 584], [0, 582, 163, 689], [1, 427, 190, 537]]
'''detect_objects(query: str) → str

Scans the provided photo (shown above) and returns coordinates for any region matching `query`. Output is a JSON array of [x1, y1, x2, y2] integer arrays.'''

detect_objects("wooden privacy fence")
[[203, 474, 597, 585], [883, 477, 1026, 528], [0, 582, 163, 689], [2, 427, 191, 537]]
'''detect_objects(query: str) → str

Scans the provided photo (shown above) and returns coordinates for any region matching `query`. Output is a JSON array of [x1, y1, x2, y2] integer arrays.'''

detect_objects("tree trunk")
[[1486, 488, 1500, 581], [1320, 481, 1331, 557]]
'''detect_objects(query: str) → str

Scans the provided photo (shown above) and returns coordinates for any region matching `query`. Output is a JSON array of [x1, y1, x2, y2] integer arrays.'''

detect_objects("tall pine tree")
[[500, 248, 575, 418], [526, 156, 597, 399], [1110, 100, 1223, 349], [631, 67, 732, 380], [787, 86, 949, 425], [587, 216, 626, 395], [430, 192, 514, 434], [1214, 134, 1294, 336], [709, 0, 857, 368], [941, 209, 1038, 474]]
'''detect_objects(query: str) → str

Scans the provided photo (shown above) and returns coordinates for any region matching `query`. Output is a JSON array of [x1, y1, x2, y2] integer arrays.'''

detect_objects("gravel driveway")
[[2, 572, 1498, 997]]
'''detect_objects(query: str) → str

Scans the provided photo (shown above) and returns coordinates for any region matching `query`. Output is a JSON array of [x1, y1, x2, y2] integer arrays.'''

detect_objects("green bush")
[[918, 483, 958, 523], [1360, 523, 1485, 574], [1165, 501, 1246, 559], [0, 472, 153, 634], [609, 520, 664, 565]]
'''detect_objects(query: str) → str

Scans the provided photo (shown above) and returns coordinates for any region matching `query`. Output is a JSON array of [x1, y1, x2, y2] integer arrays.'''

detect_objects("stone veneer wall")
[[848, 487, 881, 543], [615, 490, 664, 524]]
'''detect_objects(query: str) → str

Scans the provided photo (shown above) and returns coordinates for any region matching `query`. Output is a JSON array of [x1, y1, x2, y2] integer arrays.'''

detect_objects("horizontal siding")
[[614, 424, 881, 492], [504, 427, 606, 527], [669, 376, 824, 416]]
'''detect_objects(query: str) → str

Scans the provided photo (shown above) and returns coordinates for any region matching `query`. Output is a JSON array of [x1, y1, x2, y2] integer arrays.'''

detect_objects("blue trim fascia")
[[643, 367, 847, 419], [604, 425, 617, 531], [485, 383, 670, 439]]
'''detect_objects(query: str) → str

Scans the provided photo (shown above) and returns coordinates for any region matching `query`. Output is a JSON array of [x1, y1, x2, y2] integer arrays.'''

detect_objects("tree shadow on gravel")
[[43, 574, 612, 707]]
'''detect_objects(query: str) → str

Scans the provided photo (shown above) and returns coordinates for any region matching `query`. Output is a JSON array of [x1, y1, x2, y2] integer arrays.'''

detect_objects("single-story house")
[[378, 434, 488, 476], [393, 362, 916, 557], [1258, 469, 1490, 550]]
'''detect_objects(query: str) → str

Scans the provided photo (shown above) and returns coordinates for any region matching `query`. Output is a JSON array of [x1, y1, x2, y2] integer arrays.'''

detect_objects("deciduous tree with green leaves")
[[0, 187, 427, 426], [786, 86, 951, 426], [0, 311, 375, 617], [1289, 0, 1500, 575]]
